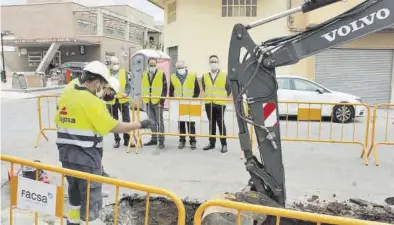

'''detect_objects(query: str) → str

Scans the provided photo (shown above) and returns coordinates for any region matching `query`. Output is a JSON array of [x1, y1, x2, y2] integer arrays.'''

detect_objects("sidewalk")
[[1, 79, 65, 93]]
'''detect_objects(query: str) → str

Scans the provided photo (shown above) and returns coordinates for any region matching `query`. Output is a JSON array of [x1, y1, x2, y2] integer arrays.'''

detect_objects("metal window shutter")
[[315, 49, 393, 106]]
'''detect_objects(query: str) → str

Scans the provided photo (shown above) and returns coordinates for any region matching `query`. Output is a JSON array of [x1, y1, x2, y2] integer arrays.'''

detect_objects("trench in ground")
[[99, 194, 394, 225]]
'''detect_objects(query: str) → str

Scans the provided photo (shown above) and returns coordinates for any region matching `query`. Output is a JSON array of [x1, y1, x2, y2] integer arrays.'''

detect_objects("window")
[[167, 1, 177, 24], [222, 0, 257, 17], [129, 26, 144, 43], [293, 79, 323, 92], [277, 78, 291, 90]]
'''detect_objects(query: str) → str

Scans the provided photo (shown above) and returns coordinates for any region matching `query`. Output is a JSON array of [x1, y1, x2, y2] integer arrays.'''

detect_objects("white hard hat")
[[107, 76, 120, 93], [83, 60, 114, 89]]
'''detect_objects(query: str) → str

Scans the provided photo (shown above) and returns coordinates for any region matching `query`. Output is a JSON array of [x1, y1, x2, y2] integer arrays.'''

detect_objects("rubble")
[[99, 194, 394, 225], [289, 196, 394, 224]]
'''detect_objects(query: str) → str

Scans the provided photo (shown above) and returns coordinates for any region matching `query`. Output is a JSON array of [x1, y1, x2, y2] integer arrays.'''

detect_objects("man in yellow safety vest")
[[201, 55, 231, 153], [169, 60, 200, 150], [141, 57, 168, 149], [55, 61, 152, 225], [105, 56, 132, 149]]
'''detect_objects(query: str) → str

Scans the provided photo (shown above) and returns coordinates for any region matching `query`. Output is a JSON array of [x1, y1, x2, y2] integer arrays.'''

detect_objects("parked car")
[[276, 75, 364, 123], [50, 61, 89, 82]]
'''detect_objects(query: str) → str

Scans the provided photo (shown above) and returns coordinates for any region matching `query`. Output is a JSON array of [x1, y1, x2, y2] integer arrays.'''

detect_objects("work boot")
[[190, 142, 197, 150], [158, 142, 165, 149], [221, 145, 228, 153], [178, 142, 185, 149], [113, 141, 120, 148], [144, 140, 157, 146], [203, 144, 215, 151]]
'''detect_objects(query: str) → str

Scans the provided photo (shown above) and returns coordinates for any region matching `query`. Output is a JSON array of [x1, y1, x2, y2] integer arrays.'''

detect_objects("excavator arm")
[[229, 0, 394, 211]]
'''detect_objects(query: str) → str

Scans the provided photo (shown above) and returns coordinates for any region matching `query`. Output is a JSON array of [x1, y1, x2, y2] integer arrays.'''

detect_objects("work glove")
[[140, 119, 153, 129]]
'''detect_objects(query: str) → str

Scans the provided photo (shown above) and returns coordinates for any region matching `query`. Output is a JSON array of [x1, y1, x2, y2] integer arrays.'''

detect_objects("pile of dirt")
[[99, 194, 201, 225], [99, 194, 394, 225], [289, 196, 394, 224]]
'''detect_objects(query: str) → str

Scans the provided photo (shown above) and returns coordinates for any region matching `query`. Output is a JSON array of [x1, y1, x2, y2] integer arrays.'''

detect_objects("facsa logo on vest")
[[59, 107, 76, 123], [20, 189, 52, 204], [321, 8, 391, 42]]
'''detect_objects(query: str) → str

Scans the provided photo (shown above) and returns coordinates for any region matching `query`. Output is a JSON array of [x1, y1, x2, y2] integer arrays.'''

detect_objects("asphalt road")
[[1, 91, 393, 216]]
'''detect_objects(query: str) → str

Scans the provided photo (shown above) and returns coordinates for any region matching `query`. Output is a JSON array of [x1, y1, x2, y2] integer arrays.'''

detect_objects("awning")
[[147, 0, 164, 9], [2, 38, 100, 48]]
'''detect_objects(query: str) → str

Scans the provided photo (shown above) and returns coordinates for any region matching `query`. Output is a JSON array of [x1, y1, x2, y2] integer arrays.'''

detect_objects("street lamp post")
[[1, 30, 14, 83]]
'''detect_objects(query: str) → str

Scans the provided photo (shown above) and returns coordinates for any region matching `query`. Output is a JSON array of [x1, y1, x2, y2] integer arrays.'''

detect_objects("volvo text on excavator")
[[228, 0, 394, 224]]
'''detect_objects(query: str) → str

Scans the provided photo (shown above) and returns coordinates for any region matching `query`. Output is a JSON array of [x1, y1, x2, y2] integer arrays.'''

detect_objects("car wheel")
[[332, 104, 354, 123]]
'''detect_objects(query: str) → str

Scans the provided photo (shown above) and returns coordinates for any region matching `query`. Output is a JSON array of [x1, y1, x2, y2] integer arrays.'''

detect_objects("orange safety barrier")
[[194, 200, 389, 225], [34, 94, 138, 149], [135, 97, 370, 164], [34, 95, 60, 148], [133, 96, 240, 153], [1, 155, 186, 225], [248, 101, 370, 164], [364, 103, 394, 166]]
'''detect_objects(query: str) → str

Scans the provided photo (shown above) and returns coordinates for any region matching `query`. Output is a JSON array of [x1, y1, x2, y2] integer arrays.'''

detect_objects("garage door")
[[168, 46, 178, 75], [315, 49, 393, 106]]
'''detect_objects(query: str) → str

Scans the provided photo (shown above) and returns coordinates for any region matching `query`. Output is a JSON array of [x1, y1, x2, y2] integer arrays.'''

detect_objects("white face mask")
[[148, 66, 156, 74], [177, 68, 186, 75], [210, 63, 219, 71], [95, 82, 104, 98], [112, 64, 120, 71]]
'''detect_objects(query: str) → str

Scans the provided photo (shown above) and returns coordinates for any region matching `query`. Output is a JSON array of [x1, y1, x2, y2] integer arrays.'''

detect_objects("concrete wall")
[[161, 0, 394, 81], [0, 3, 76, 39], [79, 36, 143, 70], [163, 0, 292, 76]]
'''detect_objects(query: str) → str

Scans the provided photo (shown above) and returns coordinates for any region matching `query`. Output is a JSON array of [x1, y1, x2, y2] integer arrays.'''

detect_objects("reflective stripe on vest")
[[107, 69, 129, 105], [141, 70, 164, 104], [203, 71, 227, 105], [56, 127, 103, 148], [170, 72, 196, 97]]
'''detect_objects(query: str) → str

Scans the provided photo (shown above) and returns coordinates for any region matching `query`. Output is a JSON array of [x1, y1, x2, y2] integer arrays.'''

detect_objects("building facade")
[[1, 1, 162, 75], [148, 0, 394, 104]]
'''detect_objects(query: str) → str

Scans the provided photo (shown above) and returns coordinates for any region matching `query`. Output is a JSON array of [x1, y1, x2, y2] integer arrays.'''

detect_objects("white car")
[[276, 75, 365, 123]]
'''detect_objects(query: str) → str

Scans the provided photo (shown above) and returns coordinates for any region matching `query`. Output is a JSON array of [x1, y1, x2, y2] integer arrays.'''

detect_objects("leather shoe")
[[190, 142, 197, 150], [144, 140, 157, 146], [113, 141, 120, 148], [221, 145, 228, 153], [178, 142, 185, 149], [203, 144, 215, 151]]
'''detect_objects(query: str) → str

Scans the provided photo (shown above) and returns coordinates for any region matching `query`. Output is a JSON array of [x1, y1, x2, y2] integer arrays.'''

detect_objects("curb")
[[0, 86, 65, 93]]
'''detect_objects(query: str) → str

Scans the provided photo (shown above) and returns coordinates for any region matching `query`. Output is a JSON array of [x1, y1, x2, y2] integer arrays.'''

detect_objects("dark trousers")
[[205, 103, 227, 146], [62, 162, 102, 222], [179, 121, 196, 144], [107, 99, 130, 143], [146, 103, 165, 143]]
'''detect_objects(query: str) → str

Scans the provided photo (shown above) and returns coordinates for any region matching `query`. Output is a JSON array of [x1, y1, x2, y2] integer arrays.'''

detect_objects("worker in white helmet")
[[55, 61, 152, 225]]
